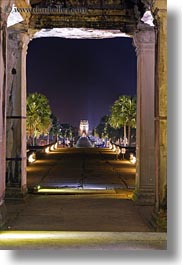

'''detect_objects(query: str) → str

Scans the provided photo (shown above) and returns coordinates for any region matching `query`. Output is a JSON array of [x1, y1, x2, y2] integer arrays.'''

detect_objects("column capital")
[[134, 24, 156, 44], [133, 25, 156, 55]]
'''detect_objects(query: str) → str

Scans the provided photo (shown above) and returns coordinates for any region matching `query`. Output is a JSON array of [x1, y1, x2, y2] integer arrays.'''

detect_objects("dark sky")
[[27, 37, 136, 130]]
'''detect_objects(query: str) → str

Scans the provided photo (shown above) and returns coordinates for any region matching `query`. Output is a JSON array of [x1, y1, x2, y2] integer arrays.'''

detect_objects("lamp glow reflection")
[[50, 145, 55, 151], [0, 231, 78, 240], [28, 152, 36, 163], [45, 147, 50, 153], [0, 231, 166, 249], [112, 145, 116, 152], [109, 143, 112, 149], [49, 143, 58, 151], [130, 153, 136, 164]]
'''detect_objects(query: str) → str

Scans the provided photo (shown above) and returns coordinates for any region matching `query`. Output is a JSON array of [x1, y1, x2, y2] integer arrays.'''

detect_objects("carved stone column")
[[0, 1, 12, 227], [6, 29, 30, 198], [133, 24, 156, 205], [152, 0, 167, 231]]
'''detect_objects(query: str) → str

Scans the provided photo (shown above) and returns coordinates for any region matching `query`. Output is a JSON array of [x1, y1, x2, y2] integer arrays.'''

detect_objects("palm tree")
[[124, 96, 136, 146], [26, 93, 52, 146], [49, 113, 61, 142], [109, 95, 136, 146]]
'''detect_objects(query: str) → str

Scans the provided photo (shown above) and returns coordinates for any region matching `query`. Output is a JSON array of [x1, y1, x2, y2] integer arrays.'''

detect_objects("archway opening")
[[26, 29, 137, 193]]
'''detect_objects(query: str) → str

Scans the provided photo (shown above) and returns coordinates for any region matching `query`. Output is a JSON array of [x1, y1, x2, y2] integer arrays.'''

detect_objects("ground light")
[[28, 152, 36, 163], [130, 153, 136, 164], [112, 144, 116, 152], [0, 231, 167, 250], [48, 143, 58, 152], [32, 186, 134, 198], [108, 142, 112, 149], [50, 145, 55, 151], [45, 147, 50, 153], [117, 147, 121, 154], [34, 186, 108, 194]]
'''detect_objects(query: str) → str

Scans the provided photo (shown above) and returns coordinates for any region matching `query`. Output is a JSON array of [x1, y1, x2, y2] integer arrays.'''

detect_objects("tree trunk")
[[128, 125, 131, 146], [123, 124, 127, 146], [33, 137, 36, 146], [47, 133, 49, 145]]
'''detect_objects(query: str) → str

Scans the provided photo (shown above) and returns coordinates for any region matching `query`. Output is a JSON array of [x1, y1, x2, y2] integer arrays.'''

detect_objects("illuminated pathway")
[[2, 147, 167, 249], [27, 147, 135, 192], [6, 148, 145, 230]]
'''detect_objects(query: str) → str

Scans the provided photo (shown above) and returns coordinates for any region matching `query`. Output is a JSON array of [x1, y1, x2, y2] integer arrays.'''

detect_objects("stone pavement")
[[1, 147, 167, 250], [0, 231, 166, 250], [27, 147, 136, 190], [4, 193, 151, 232], [1, 193, 166, 250]]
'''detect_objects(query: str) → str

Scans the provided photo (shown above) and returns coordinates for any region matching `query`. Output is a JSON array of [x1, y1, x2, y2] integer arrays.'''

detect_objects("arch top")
[[33, 27, 130, 39]]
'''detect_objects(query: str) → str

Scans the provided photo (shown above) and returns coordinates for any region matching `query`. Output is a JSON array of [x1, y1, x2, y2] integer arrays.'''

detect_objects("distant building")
[[79, 120, 89, 136]]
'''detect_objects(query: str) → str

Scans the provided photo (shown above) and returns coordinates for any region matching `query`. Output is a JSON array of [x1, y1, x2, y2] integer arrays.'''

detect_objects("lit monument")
[[79, 120, 89, 136]]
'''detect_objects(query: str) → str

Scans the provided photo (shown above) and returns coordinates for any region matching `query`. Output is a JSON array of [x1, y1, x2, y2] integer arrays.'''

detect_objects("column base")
[[133, 187, 155, 206], [5, 184, 28, 200], [151, 209, 167, 232], [0, 201, 7, 229]]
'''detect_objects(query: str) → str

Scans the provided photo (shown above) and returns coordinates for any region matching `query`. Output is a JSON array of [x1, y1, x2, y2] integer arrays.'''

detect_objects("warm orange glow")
[[45, 147, 49, 153], [112, 145, 116, 152], [130, 153, 136, 164], [50, 145, 55, 151], [28, 153, 36, 163]]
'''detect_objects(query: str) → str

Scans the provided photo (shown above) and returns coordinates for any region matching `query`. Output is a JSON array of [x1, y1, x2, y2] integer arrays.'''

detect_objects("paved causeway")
[[2, 147, 167, 249]]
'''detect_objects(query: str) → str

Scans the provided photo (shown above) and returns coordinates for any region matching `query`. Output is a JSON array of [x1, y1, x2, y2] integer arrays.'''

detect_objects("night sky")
[[27, 37, 137, 130]]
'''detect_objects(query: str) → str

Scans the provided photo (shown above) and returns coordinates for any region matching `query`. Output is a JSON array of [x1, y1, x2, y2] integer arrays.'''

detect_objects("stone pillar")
[[133, 24, 156, 205], [152, 0, 167, 230], [0, 1, 11, 227], [6, 29, 30, 198]]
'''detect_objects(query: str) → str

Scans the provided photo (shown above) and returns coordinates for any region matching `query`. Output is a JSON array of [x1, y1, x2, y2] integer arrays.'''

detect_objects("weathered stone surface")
[[24, 1, 137, 33], [6, 28, 30, 194], [30, 0, 135, 9], [0, 201, 7, 229], [29, 11, 136, 33], [0, 0, 13, 227], [133, 27, 156, 205], [153, 0, 167, 213]]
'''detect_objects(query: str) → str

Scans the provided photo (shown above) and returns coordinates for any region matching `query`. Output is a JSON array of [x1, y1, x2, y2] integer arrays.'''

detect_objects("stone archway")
[[0, 0, 167, 229]]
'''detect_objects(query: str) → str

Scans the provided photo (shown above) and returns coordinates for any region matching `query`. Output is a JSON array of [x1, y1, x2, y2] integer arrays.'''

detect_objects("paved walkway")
[[5, 193, 150, 232], [1, 147, 167, 250], [27, 147, 136, 191]]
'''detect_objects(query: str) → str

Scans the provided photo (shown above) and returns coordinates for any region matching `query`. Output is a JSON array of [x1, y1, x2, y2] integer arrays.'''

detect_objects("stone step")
[[0, 231, 167, 250]]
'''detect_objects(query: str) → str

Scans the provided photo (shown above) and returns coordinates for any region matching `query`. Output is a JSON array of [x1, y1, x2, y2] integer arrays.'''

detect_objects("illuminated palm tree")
[[109, 95, 136, 146], [26, 93, 52, 145]]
